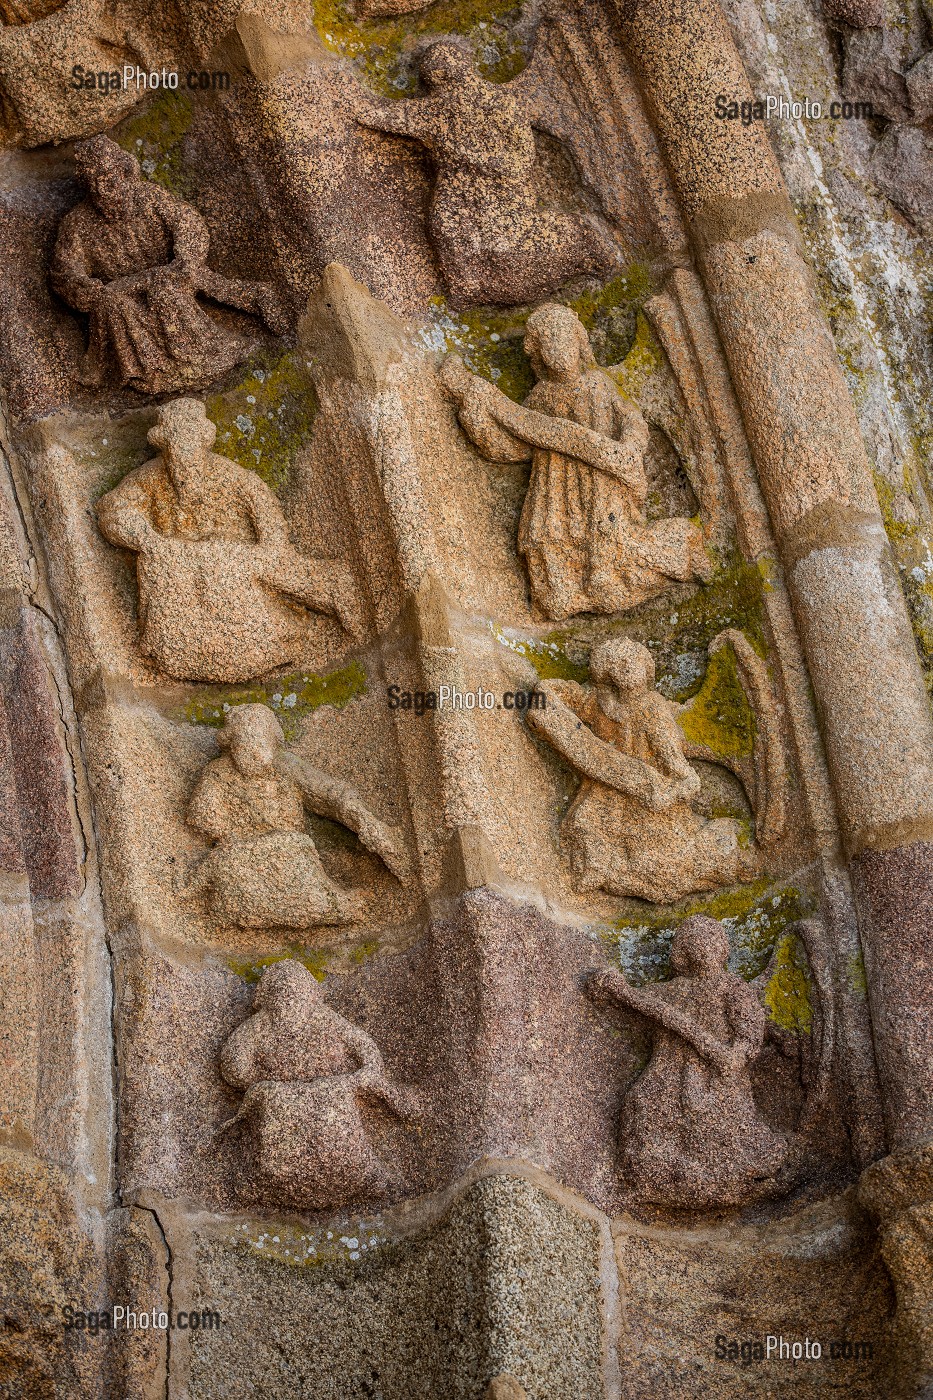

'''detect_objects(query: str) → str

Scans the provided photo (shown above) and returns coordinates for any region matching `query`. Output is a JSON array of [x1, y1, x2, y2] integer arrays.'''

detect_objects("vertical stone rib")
[[614, 0, 933, 1148]]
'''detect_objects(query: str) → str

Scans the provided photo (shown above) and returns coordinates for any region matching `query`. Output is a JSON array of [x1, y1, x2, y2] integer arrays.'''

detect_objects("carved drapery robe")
[[51, 183, 252, 393]]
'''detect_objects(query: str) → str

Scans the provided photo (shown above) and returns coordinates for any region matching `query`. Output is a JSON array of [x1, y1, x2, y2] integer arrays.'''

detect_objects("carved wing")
[[509, 0, 681, 248], [678, 628, 787, 847], [751, 918, 836, 1138]]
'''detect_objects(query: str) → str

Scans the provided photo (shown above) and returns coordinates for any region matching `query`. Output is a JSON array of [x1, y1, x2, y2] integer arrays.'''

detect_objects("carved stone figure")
[[527, 637, 762, 904], [183, 704, 410, 930], [220, 959, 416, 1207], [358, 41, 615, 305], [587, 916, 788, 1209], [96, 397, 362, 682], [50, 135, 287, 395], [442, 304, 710, 620]]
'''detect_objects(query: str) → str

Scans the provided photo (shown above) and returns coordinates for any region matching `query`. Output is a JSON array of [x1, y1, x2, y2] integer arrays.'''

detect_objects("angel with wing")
[[357, 36, 617, 305]]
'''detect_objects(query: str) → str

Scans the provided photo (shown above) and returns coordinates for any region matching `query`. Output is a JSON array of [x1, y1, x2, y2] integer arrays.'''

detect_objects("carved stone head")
[[670, 915, 730, 979], [590, 636, 656, 698], [252, 958, 322, 1020], [524, 303, 595, 383], [217, 704, 285, 778], [147, 398, 218, 484], [73, 134, 140, 217], [418, 39, 473, 90]]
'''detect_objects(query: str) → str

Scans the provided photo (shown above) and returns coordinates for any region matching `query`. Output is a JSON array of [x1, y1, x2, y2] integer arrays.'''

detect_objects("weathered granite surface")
[[0, 0, 931, 1395]]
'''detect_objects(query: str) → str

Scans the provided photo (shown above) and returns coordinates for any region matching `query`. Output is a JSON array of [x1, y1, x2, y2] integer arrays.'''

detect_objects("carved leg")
[[196, 268, 289, 336]]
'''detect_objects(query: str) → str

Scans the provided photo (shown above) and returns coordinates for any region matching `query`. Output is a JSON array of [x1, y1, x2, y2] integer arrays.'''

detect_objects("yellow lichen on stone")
[[604, 880, 812, 983], [678, 643, 757, 760], [848, 949, 868, 999], [763, 933, 813, 1033], [206, 351, 319, 495], [179, 660, 368, 739], [313, 0, 526, 98], [423, 297, 533, 402], [570, 266, 654, 369], [609, 312, 665, 404], [491, 624, 589, 681], [228, 946, 332, 984]]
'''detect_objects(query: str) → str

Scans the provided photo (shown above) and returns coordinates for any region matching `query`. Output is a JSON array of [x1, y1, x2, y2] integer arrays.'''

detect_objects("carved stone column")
[[615, 0, 933, 1153]]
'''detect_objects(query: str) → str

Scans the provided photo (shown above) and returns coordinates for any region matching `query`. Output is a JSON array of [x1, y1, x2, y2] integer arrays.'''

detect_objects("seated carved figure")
[[528, 637, 759, 904], [50, 135, 287, 394], [184, 704, 410, 930], [442, 304, 710, 620], [220, 959, 416, 1207], [587, 916, 788, 1209], [96, 397, 361, 682], [358, 42, 614, 306]]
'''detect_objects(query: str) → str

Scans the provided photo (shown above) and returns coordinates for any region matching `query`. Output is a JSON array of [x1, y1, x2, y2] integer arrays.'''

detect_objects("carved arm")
[[276, 752, 412, 885], [49, 218, 105, 313], [153, 185, 211, 274], [527, 683, 698, 810], [235, 468, 289, 551], [96, 467, 159, 552], [587, 969, 737, 1075]]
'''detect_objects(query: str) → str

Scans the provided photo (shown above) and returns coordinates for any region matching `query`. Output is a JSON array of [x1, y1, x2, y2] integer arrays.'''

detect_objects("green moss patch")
[[206, 350, 319, 495], [178, 659, 367, 740], [490, 623, 589, 681], [763, 933, 813, 1033], [570, 266, 654, 370], [602, 880, 812, 985], [114, 90, 194, 196], [421, 297, 534, 402], [678, 643, 757, 761]]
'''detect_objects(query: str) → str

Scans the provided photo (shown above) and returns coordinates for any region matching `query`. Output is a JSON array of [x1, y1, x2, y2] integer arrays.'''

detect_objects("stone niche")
[[1, 0, 932, 1396]]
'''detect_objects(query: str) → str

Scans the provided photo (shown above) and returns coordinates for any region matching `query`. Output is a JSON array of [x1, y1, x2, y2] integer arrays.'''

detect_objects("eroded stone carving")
[[220, 959, 416, 1207], [587, 916, 788, 1209], [0, 0, 63, 20], [184, 703, 410, 930], [442, 304, 711, 621], [358, 41, 615, 305], [50, 135, 287, 395], [527, 635, 777, 904], [96, 397, 362, 681]]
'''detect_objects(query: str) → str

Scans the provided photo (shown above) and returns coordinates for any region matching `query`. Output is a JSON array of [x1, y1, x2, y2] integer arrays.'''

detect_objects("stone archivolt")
[[0, 0, 929, 1395]]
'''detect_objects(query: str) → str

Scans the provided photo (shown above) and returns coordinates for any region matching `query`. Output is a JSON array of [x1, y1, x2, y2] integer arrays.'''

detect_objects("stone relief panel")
[[357, 37, 617, 306], [183, 703, 411, 930], [526, 631, 782, 904], [586, 914, 834, 1212], [219, 959, 419, 1209], [441, 304, 711, 621], [0, 0, 887, 1273]]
